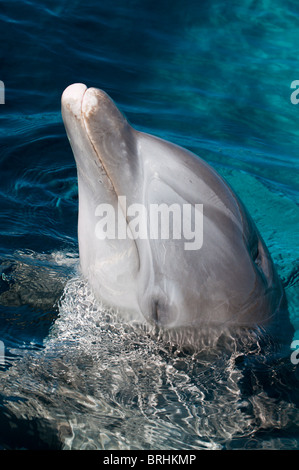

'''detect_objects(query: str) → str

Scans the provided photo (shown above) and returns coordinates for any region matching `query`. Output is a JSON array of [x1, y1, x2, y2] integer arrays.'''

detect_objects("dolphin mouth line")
[[80, 87, 118, 199], [80, 87, 141, 272]]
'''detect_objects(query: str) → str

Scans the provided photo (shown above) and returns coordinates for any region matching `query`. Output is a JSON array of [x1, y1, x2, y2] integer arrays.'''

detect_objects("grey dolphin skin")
[[61, 83, 293, 345]]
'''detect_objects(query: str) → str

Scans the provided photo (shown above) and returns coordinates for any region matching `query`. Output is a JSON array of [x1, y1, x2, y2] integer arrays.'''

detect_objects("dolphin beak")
[[61, 83, 136, 202], [61, 83, 87, 122]]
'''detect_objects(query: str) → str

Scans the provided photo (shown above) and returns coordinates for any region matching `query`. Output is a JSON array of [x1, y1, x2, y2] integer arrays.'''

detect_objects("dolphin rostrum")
[[61, 83, 293, 344]]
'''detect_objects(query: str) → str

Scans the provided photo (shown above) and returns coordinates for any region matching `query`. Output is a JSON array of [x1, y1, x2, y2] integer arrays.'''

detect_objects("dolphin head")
[[62, 84, 141, 317], [62, 84, 292, 341]]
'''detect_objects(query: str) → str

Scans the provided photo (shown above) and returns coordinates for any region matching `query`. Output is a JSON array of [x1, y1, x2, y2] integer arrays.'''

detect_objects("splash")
[[0, 251, 297, 449]]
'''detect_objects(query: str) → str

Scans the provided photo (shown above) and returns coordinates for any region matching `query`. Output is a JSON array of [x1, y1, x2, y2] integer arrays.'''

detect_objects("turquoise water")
[[0, 0, 298, 450]]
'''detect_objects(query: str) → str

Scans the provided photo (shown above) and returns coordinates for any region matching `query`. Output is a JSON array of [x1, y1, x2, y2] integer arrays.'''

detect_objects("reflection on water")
[[1, 266, 298, 450]]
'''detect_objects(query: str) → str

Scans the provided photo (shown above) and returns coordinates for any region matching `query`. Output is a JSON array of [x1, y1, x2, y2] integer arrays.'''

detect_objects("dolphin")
[[61, 83, 293, 344]]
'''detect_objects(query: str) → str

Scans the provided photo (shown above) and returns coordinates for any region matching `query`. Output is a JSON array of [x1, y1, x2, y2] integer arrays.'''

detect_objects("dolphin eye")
[[250, 237, 261, 268], [254, 246, 261, 266], [252, 240, 268, 280]]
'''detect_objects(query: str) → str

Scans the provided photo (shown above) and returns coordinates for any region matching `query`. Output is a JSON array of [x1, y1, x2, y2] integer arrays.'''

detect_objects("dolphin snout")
[[61, 83, 87, 120]]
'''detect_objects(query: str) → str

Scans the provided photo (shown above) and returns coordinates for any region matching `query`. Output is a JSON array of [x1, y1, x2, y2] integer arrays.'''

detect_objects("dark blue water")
[[0, 0, 298, 450]]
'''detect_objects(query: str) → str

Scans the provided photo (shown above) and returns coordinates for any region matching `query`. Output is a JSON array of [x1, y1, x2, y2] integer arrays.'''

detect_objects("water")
[[0, 0, 298, 450]]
